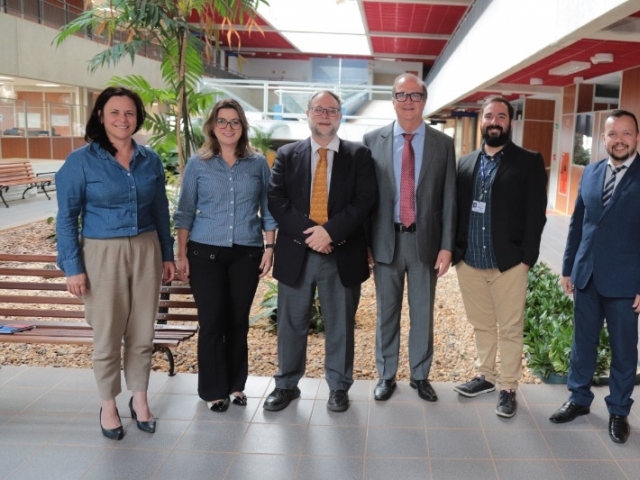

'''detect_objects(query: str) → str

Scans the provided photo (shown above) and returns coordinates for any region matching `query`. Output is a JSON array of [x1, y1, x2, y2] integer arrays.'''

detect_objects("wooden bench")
[[0, 161, 54, 208], [0, 253, 199, 376]]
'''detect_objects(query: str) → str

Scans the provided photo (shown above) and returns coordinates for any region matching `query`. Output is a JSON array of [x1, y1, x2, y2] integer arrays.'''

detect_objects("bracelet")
[[265, 243, 275, 249]]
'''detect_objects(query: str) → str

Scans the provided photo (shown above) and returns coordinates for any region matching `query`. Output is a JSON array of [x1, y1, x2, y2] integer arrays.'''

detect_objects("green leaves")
[[524, 263, 611, 379]]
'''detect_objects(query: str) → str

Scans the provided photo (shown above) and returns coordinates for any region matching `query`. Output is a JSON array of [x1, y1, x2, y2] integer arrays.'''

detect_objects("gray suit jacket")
[[363, 122, 457, 264]]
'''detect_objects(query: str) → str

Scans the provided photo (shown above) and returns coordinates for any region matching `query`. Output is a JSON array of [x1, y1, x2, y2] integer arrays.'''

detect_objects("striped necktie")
[[310, 147, 328, 224], [602, 164, 627, 207]]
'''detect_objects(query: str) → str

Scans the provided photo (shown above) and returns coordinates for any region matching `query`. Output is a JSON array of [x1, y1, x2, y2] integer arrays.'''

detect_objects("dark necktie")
[[400, 133, 416, 227], [602, 164, 626, 207], [310, 147, 328, 224]]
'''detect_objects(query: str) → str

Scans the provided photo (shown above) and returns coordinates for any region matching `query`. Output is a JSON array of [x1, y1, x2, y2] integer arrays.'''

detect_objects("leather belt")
[[394, 223, 416, 233]]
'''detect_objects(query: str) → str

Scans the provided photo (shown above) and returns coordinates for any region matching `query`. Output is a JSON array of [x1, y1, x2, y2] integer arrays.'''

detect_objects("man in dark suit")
[[363, 73, 456, 402], [452, 96, 547, 418], [264, 90, 377, 412], [550, 109, 640, 444]]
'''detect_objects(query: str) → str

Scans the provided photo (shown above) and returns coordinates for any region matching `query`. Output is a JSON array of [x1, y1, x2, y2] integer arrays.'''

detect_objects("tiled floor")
[[0, 366, 638, 479]]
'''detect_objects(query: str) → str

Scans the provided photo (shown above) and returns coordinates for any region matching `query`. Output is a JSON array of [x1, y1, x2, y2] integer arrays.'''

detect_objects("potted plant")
[[250, 124, 285, 167]]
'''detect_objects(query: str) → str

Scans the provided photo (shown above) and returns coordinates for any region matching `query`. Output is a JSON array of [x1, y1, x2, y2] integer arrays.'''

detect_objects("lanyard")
[[479, 153, 500, 200]]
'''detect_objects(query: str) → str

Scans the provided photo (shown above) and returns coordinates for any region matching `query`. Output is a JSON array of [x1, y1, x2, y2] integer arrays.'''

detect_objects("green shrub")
[[523, 263, 611, 379]]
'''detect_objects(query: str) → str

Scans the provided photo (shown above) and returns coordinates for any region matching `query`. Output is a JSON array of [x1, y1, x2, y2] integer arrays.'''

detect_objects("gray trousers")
[[274, 252, 360, 391], [374, 231, 437, 380]]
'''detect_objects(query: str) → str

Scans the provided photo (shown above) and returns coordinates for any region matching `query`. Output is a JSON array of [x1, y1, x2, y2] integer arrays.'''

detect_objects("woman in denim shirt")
[[174, 99, 277, 412], [56, 87, 175, 440]]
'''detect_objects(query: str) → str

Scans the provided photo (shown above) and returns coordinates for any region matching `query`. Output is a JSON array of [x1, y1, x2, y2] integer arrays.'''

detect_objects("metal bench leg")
[[154, 346, 176, 376], [0, 186, 8, 208], [38, 181, 52, 200], [21, 185, 34, 199]]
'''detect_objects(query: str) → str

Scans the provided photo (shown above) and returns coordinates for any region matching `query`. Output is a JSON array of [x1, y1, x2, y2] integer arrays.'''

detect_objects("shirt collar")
[[393, 121, 426, 138], [607, 152, 637, 169], [311, 136, 340, 155]]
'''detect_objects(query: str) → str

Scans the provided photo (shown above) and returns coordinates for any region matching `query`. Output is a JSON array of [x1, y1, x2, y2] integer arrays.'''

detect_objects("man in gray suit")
[[363, 73, 456, 402]]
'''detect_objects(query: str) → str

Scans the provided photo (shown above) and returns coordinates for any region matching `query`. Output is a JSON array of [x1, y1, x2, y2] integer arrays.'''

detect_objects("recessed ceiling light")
[[0, 76, 14, 81], [549, 61, 591, 76], [530, 77, 543, 85], [36, 83, 61, 87]]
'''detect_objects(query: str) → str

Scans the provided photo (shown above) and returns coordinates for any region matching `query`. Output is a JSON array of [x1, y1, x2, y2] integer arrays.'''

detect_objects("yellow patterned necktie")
[[310, 147, 328, 224]]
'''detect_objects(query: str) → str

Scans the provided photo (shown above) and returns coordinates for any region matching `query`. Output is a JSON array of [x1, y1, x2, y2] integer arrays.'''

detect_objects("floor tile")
[[476, 404, 538, 430], [22, 389, 95, 415], [226, 453, 298, 480], [366, 427, 427, 457], [541, 430, 613, 459], [517, 383, 569, 405], [427, 429, 491, 459], [252, 398, 314, 425], [368, 400, 425, 427], [302, 425, 366, 456], [617, 460, 640, 479], [156, 371, 198, 395], [596, 429, 640, 459], [309, 399, 369, 426], [424, 402, 481, 429], [317, 378, 372, 402], [295, 455, 364, 480], [175, 420, 249, 452], [364, 457, 430, 480], [148, 393, 201, 421], [529, 404, 593, 430], [0, 413, 72, 445], [0, 444, 37, 478], [238, 423, 307, 455], [430, 459, 497, 480], [556, 460, 628, 480], [194, 397, 261, 423], [9, 445, 101, 480], [494, 459, 563, 479], [154, 451, 234, 480], [484, 429, 552, 459], [82, 448, 168, 480], [0, 387, 48, 414]]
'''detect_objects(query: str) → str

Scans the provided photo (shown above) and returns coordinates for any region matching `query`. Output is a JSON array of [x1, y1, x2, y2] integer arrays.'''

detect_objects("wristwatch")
[[265, 244, 275, 249]]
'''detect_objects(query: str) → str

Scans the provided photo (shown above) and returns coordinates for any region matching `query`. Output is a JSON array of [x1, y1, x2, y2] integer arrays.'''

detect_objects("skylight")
[[257, 0, 370, 56]]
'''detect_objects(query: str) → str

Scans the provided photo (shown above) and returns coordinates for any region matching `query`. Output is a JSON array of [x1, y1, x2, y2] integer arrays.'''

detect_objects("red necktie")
[[400, 133, 415, 227]]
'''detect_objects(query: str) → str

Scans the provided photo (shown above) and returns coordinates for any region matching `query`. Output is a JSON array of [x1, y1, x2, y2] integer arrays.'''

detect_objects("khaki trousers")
[[456, 261, 528, 390], [82, 231, 162, 399]]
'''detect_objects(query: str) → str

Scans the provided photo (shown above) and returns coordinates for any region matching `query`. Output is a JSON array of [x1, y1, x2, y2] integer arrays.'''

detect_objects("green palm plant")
[[54, 0, 266, 180]]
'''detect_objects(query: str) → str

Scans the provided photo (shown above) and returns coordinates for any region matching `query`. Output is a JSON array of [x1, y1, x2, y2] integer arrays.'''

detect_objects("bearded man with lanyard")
[[452, 96, 548, 418]]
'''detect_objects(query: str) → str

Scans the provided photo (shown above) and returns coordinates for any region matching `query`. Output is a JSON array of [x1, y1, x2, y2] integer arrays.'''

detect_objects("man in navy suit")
[[264, 91, 377, 412], [550, 109, 640, 444]]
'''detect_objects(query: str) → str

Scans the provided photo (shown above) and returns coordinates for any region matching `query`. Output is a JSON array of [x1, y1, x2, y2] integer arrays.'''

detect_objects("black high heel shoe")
[[129, 397, 157, 433], [100, 408, 124, 440]]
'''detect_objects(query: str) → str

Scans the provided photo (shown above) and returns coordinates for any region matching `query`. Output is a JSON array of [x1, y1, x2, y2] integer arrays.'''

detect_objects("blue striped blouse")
[[174, 152, 277, 247]]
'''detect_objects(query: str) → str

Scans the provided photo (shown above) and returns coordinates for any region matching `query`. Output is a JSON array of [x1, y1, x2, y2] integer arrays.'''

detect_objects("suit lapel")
[[417, 124, 433, 190], [293, 139, 313, 211], [328, 143, 347, 212], [378, 124, 396, 191], [605, 153, 640, 212]]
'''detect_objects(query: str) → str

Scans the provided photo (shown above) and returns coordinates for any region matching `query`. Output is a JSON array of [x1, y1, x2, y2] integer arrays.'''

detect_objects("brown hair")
[[199, 98, 251, 160]]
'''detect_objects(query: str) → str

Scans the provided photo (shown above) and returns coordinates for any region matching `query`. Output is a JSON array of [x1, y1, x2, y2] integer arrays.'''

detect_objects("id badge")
[[472, 200, 486, 214]]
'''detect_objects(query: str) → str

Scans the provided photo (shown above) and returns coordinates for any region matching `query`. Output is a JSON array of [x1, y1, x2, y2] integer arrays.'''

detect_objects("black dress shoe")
[[410, 378, 438, 402], [208, 398, 230, 412], [609, 414, 630, 444], [549, 401, 590, 423], [373, 379, 396, 401], [129, 397, 156, 433], [327, 389, 349, 412], [231, 393, 247, 406], [263, 387, 301, 411], [100, 408, 124, 441]]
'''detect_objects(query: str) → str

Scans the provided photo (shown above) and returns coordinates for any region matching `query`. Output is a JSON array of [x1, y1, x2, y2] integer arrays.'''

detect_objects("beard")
[[607, 143, 634, 162], [482, 125, 510, 147]]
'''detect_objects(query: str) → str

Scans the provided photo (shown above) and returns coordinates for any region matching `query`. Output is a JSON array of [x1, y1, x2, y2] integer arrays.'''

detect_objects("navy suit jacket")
[[268, 138, 377, 287], [562, 153, 640, 297]]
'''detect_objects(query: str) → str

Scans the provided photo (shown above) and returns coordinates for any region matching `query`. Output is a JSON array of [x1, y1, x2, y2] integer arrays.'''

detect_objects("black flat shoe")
[[232, 394, 247, 406], [609, 414, 630, 444], [549, 401, 590, 424], [410, 378, 438, 402], [263, 387, 301, 411], [373, 379, 396, 401], [208, 398, 230, 412], [100, 408, 124, 441], [129, 397, 156, 433]]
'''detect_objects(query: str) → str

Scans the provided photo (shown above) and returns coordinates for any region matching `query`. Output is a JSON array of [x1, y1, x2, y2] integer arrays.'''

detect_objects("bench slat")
[[0, 295, 84, 305]]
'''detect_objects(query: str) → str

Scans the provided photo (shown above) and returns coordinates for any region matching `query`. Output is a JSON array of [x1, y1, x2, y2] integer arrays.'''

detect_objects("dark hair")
[[85, 87, 146, 156], [307, 90, 342, 109], [392, 73, 427, 97], [481, 96, 514, 121], [608, 109, 639, 133], [200, 98, 251, 160]]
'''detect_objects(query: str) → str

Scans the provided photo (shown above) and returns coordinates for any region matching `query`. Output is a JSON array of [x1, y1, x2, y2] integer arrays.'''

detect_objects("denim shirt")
[[174, 152, 277, 247], [55, 141, 174, 276]]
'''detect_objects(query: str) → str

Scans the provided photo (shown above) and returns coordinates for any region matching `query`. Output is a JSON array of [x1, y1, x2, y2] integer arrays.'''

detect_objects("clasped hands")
[[304, 225, 333, 254]]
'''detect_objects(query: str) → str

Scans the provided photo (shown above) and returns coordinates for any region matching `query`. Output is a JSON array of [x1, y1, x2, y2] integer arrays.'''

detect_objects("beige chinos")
[[82, 230, 162, 400]]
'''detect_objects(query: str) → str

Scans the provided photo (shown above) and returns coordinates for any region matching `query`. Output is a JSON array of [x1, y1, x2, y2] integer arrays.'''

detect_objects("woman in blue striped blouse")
[[174, 99, 277, 412]]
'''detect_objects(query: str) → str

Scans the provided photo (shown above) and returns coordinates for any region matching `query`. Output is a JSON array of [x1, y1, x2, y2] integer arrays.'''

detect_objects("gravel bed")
[[0, 220, 539, 384]]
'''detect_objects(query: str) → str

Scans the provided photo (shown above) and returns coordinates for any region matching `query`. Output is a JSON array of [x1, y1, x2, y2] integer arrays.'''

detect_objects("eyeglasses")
[[215, 118, 242, 130], [310, 106, 340, 117], [393, 92, 426, 102]]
